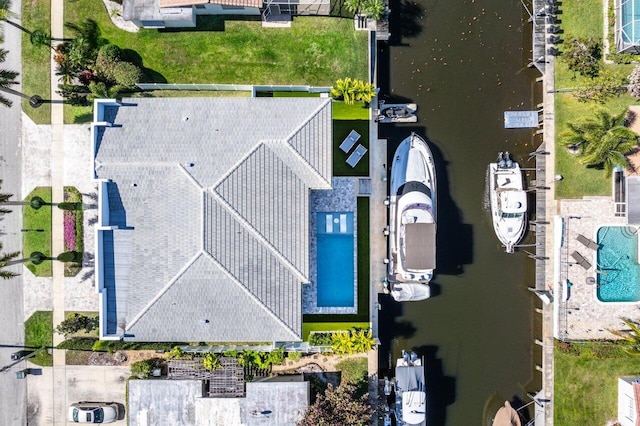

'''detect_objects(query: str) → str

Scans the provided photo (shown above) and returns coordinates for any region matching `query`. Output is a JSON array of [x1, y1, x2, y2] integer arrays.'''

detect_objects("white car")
[[68, 402, 119, 423]]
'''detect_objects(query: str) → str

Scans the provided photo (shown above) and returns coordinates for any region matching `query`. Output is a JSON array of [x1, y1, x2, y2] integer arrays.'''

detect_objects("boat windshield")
[[500, 211, 523, 219]]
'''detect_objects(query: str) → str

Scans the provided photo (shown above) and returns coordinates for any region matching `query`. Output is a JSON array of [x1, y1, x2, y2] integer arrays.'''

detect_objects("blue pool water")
[[316, 212, 355, 307], [597, 226, 640, 302]]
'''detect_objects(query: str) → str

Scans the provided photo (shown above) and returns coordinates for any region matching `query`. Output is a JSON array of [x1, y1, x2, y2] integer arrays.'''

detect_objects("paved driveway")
[[27, 365, 130, 425]]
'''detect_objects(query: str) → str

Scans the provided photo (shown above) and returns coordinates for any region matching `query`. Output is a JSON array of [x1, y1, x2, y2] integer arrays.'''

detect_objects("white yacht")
[[489, 152, 527, 253], [395, 350, 426, 426], [388, 133, 436, 302]]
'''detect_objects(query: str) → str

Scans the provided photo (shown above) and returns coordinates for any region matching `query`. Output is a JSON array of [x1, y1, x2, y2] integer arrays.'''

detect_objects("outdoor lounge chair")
[[346, 144, 368, 168], [571, 250, 592, 270], [339, 130, 361, 153], [576, 234, 599, 250]]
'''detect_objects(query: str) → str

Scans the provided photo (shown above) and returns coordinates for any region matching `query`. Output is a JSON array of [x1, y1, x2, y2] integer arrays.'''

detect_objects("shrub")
[[223, 349, 238, 358], [131, 359, 154, 378], [57, 251, 81, 263], [331, 329, 375, 356], [97, 44, 122, 63], [287, 351, 302, 362], [94, 57, 141, 88], [168, 346, 185, 359], [57, 337, 98, 350], [202, 353, 221, 371], [335, 358, 368, 388], [309, 332, 333, 346], [58, 202, 81, 211], [92, 339, 119, 353], [268, 347, 286, 365]]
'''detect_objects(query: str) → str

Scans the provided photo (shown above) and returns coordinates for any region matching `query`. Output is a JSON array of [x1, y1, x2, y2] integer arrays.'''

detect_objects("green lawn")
[[21, 0, 52, 124], [62, 1, 367, 122], [333, 121, 370, 176], [302, 322, 371, 341], [22, 187, 52, 277], [554, 0, 638, 199], [24, 311, 53, 366], [333, 101, 370, 120], [555, 340, 640, 424]]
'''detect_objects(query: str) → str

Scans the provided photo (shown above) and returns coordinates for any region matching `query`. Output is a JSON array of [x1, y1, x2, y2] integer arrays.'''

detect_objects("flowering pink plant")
[[63, 210, 76, 251]]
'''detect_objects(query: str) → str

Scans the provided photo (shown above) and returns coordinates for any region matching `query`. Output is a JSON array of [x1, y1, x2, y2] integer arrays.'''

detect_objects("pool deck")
[[304, 177, 359, 315], [557, 196, 639, 340]]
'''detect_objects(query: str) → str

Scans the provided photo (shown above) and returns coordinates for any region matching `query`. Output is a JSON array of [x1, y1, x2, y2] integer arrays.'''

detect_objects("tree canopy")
[[561, 108, 639, 176], [298, 383, 372, 426]]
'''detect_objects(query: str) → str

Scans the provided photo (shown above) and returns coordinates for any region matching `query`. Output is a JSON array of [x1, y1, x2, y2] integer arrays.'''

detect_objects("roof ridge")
[[208, 187, 309, 283], [284, 100, 332, 188], [200, 251, 300, 340], [126, 251, 203, 331]]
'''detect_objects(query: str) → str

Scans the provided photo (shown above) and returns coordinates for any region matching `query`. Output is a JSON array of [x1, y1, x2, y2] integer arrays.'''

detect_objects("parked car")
[[68, 402, 119, 424], [10, 350, 33, 361]]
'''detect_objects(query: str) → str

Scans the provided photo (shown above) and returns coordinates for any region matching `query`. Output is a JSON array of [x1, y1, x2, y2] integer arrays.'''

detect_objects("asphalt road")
[[0, 0, 27, 424]]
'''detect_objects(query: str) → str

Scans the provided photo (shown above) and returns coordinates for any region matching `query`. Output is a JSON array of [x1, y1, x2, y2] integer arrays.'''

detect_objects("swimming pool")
[[316, 212, 355, 307], [596, 226, 640, 302]]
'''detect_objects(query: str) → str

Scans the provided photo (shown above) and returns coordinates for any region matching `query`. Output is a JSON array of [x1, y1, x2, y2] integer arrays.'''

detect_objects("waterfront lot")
[[554, 0, 636, 199], [555, 341, 638, 425]]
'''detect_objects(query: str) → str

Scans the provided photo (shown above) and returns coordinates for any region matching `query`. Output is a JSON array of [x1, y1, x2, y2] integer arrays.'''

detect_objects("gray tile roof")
[[95, 97, 332, 342]]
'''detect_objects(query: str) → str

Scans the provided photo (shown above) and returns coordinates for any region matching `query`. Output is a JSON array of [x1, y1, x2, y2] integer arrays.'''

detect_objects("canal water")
[[376, 0, 543, 424]]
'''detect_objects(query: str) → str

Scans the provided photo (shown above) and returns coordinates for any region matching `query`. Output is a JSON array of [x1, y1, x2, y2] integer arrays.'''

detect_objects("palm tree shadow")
[[80, 252, 95, 283]]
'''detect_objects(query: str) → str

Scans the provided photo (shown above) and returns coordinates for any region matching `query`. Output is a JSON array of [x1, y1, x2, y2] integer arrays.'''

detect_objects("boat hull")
[[489, 155, 527, 253], [388, 133, 436, 296], [378, 103, 418, 123], [395, 352, 426, 426]]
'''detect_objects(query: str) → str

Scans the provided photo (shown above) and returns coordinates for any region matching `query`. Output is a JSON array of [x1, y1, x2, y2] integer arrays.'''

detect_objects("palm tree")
[[609, 317, 640, 356], [561, 108, 639, 176], [353, 80, 377, 104], [344, 0, 363, 14], [0, 48, 43, 108], [0, 241, 20, 279], [362, 0, 385, 20], [0, 0, 50, 44]]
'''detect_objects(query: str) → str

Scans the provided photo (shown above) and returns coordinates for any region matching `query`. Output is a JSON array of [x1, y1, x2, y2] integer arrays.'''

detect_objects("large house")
[[123, 0, 330, 29], [91, 96, 332, 343]]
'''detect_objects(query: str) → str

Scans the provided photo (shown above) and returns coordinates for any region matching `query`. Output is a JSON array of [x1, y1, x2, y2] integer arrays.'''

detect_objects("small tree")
[[574, 69, 626, 103], [55, 313, 96, 336], [29, 30, 51, 48], [561, 36, 601, 78], [298, 383, 372, 426]]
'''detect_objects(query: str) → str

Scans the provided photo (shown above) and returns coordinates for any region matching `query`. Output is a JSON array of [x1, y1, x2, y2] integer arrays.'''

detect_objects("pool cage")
[[616, 0, 640, 53]]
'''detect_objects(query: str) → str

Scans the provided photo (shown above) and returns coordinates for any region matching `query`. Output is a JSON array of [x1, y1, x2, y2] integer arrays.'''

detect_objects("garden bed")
[[63, 186, 83, 277]]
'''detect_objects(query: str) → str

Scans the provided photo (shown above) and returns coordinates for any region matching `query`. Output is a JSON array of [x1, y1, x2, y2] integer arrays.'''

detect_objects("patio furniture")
[[346, 144, 368, 168], [571, 250, 592, 270], [576, 234, 600, 250], [339, 130, 361, 153]]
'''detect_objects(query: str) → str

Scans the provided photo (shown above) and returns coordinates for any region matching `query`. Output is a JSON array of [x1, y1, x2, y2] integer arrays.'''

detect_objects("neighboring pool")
[[597, 226, 640, 302], [316, 212, 355, 307]]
